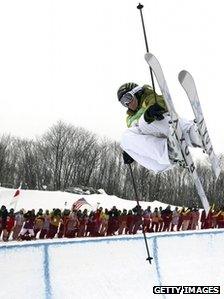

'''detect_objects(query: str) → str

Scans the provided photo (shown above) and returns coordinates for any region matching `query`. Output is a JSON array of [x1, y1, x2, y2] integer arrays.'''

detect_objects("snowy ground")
[[0, 230, 223, 299]]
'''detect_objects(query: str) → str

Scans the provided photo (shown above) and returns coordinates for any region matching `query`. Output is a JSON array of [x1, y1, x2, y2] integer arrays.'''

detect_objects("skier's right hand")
[[122, 151, 134, 164]]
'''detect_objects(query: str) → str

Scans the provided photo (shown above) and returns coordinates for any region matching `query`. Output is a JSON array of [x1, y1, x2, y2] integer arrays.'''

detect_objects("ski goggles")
[[120, 86, 143, 107]]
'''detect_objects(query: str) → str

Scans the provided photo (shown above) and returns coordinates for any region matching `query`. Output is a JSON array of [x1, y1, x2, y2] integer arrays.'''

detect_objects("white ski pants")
[[120, 113, 201, 173]]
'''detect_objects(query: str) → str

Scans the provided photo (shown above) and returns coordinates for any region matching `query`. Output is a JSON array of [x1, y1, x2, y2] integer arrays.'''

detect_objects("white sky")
[[0, 0, 224, 154]]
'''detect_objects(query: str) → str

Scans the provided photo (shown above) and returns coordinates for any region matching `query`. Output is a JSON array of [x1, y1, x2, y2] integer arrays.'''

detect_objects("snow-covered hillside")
[[0, 187, 173, 212]]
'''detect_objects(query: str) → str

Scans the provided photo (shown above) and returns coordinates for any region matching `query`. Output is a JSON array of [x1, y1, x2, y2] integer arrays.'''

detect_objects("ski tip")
[[178, 70, 187, 84]]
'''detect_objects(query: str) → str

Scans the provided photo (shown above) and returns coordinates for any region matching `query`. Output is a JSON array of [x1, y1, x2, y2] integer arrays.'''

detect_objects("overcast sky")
[[0, 0, 224, 155]]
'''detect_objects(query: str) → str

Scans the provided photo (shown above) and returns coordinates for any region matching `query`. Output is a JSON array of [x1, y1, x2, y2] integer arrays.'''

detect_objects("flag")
[[9, 183, 22, 209], [13, 182, 22, 198], [13, 189, 20, 198], [72, 197, 91, 211]]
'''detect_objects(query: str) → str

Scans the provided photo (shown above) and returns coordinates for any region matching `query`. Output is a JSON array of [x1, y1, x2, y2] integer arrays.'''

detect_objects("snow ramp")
[[0, 230, 223, 299]]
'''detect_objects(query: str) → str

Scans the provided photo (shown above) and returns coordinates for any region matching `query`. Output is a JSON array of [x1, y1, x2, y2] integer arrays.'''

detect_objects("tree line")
[[0, 121, 223, 208]]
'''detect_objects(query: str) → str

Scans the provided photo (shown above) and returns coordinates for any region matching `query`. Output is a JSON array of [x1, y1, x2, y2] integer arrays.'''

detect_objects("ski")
[[144, 52, 210, 214], [178, 70, 221, 179]]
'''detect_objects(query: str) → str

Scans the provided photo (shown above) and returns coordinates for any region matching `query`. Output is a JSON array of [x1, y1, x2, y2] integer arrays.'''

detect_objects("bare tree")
[[0, 121, 223, 209]]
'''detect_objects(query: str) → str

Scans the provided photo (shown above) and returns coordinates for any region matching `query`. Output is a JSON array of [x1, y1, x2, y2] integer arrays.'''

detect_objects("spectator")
[[39, 210, 51, 239], [212, 208, 219, 229], [171, 207, 180, 231], [190, 207, 200, 230], [91, 208, 102, 237], [132, 205, 143, 235], [4, 209, 15, 241], [58, 209, 70, 238], [177, 207, 185, 231], [99, 209, 109, 236], [216, 207, 224, 228], [77, 209, 88, 237], [200, 209, 206, 229], [64, 212, 79, 238], [143, 207, 152, 233], [162, 206, 172, 232], [1, 205, 8, 241], [118, 209, 128, 235], [203, 207, 213, 229], [34, 209, 45, 237], [19, 210, 35, 240], [47, 209, 61, 239], [151, 207, 160, 232], [12, 210, 24, 240], [125, 210, 134, 234], [181, 208, 191, 231], [158, 207, 164, 232], [86, 211, 95, 237], [107, 206, 119, 236]]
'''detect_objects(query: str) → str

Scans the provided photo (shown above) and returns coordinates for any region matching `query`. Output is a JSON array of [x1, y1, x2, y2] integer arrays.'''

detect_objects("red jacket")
[[6, 216, 15, 231], [126, 215, 134, 226]]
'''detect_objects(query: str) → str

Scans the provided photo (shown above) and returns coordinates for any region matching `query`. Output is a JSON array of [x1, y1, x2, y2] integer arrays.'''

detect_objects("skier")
[[118, 82, 203, 172]]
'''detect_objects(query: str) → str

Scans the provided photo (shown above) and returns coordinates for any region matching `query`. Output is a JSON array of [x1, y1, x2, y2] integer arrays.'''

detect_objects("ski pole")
[[128, 164, 153, 264], [137, 3, 158, 104]]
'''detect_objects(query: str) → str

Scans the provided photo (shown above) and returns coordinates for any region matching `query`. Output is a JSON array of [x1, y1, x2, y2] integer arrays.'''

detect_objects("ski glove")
[[144, 103, 166, 122], [122, 151, 134, 164]]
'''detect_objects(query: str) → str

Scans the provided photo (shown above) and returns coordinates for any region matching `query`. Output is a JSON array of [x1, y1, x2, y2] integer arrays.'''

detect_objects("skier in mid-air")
[[118, 82, 203, 172], [116, 4, 219, 216]]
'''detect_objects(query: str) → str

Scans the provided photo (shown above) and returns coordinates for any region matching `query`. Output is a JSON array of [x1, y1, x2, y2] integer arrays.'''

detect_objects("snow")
[[0, 231, 223, 298], [0, 187, 174, 213], [0, 188, 223, 298]]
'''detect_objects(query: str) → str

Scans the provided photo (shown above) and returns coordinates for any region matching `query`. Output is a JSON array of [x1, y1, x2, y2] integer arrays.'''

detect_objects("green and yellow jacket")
[[126, 85, 168, 128]]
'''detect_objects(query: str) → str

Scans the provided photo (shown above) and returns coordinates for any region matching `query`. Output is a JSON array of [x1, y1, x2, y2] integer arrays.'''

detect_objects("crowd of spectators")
[[0, 203, 224, 242]]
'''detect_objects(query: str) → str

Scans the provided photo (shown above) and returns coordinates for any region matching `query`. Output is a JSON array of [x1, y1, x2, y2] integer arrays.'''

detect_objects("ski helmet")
[[117, 83, 143, 107], [117, 82, 138, 101]]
